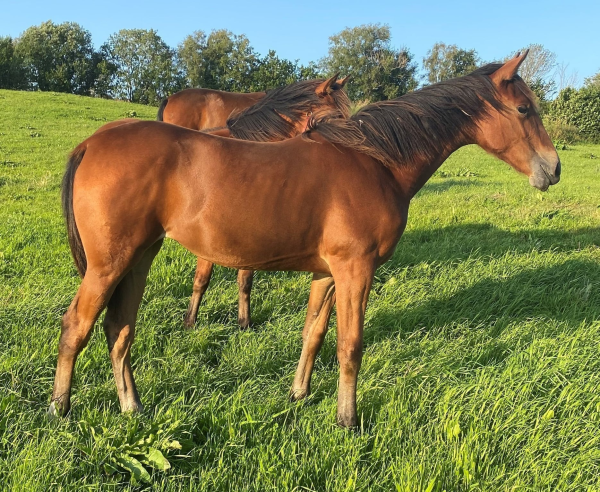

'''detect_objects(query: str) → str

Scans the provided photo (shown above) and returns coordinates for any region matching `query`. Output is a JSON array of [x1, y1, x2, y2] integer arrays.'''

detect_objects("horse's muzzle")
[[530, 157, 561, 191]]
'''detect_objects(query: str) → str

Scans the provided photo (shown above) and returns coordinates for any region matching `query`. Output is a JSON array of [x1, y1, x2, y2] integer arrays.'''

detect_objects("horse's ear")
[[316, 73, 339, 96], [335, 75, 351, 89], [490, 50, 529, 85]]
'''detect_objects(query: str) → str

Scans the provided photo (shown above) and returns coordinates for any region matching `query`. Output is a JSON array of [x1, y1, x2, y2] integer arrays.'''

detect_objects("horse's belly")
[[165, 213, 327, 273]]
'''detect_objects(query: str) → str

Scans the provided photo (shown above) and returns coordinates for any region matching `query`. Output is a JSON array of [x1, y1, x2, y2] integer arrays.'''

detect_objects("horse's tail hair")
[[61, 145, 87, 277], [157, 97, 168, 121]]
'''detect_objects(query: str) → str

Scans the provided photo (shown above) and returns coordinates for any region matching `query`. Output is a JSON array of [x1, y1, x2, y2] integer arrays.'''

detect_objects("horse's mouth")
[[530, 160, 560, 191]]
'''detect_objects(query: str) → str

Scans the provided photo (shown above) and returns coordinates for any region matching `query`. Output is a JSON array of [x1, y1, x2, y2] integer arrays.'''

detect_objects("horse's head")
[[476, 51, 560, 191], [274, 74, 342, 134], [227, 75, 351, 142], [297, 74, 351, 131]]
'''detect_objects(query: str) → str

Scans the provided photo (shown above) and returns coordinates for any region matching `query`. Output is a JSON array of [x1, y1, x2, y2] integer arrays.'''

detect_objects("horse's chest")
[[376, 205, 408, 264]]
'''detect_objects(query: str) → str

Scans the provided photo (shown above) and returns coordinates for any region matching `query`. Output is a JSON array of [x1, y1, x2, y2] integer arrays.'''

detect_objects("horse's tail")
[[157, 97, 168, 121], [61, 145, 87, 277]]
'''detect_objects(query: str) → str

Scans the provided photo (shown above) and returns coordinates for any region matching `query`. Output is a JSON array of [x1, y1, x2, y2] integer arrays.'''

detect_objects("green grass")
[[1, 88, 600, 491]]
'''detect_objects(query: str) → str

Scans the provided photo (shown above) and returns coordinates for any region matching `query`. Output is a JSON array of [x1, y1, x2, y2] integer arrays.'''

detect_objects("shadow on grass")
[[120, 223, 600, 434], [367, 257, 600, 345], [415, 178, 491, 196], [386, 222, 600, 269], [188, 223, 600, 331]]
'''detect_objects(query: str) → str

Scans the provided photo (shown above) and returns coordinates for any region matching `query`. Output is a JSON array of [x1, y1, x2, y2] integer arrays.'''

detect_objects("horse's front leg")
[[237, 269, 254, 329], [330, 260, 374, 428], [184, 258, 214, 329]]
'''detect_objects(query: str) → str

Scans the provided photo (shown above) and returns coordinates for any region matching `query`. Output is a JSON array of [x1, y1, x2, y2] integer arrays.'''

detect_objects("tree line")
[[0, 21, 553, 104], [1, 21, 598, 140]]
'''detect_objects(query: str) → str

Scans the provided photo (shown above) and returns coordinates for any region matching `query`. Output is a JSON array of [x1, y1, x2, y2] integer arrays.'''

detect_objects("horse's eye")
[[517, 105, 529, 115]]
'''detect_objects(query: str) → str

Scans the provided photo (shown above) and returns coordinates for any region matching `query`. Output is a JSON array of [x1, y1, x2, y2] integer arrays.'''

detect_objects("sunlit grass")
[[1, 89, 599, 490]]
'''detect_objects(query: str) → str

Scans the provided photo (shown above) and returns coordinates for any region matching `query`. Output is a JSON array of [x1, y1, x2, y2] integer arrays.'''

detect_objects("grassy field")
[[1, 88, 599, 491]]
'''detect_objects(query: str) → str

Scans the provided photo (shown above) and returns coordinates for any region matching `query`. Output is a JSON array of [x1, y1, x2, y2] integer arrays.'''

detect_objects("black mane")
[[307, 64, 531, 168]]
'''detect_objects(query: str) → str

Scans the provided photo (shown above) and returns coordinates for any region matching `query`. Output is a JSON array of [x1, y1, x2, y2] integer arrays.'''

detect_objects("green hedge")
[[548, 87, 600, 141]]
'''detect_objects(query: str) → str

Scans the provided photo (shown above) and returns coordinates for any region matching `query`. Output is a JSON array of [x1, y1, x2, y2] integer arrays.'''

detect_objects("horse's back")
[[74, 122, 402, 272], [162, 88, 265, 130]]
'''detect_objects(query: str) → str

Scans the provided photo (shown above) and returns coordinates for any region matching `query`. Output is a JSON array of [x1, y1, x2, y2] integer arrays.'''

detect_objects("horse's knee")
[[237, 271, 253, 292], [193, 274, 211, 292], [337, 337, 363, 372]]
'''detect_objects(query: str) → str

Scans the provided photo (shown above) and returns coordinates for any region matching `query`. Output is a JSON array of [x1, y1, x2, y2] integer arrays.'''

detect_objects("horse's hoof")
[[238, 318, 250, 329], [48, 400, 68, 419], [336, 412, 358, 429], [121, 401, 144, 414], [47, 401, 59, 419], [183, 316, 196, 330], [289, 388, 309, 402]]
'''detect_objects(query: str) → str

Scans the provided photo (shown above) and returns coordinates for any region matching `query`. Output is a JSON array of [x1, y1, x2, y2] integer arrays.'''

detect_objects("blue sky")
[[1, 0, 598, 84]]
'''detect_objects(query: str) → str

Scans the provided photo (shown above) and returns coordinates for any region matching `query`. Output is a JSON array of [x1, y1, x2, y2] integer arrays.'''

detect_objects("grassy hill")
[[1, 89, 600, 490]]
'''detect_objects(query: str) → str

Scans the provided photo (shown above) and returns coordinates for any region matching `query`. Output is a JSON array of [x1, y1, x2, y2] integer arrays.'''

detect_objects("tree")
[[178, 30, 258, 92], [506, 44, 557, 102], [89, 50, 117, 98], [555, 62, 579, 92], [249, 52, 324, 91], [423, 43, 480, 84], [103, 29, 183, 104], [0, 37, 27, 89], [15, 21, 99, 94], [507, 44, 556, 84], [584, 70, 600, 89], [249, 50, 301, 90], [298, 62, 322, 81], [179, 30, 321, 92], [320, 24, 417, 102], [549, 86, 600, 141], [177, 31, 206, 88]]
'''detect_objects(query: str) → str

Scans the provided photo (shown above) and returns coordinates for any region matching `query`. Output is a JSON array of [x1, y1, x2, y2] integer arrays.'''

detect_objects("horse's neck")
[[390, 135, 471, 200]]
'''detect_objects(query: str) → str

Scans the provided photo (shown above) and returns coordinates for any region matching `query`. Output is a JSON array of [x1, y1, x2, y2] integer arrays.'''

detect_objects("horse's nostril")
[[555, 160, 561, 177]]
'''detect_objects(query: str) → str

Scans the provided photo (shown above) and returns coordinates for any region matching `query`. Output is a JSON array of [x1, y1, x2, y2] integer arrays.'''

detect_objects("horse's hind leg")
[[49, 272, 121, 417], [290, 273, 336, 401], [237, 269, 254, 329], [184, 258, 214, 329], [103, 240, 162, 413]]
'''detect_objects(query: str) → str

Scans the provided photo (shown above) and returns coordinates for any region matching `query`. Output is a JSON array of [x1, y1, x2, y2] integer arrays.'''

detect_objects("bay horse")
[[157, 88, 265, 130], [94, 76, 352, 329], [50, 52, 560, 427], [157, 75, 350, 135]]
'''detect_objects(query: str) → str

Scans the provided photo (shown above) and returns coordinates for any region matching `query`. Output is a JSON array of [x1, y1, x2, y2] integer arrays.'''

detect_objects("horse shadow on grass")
[[366, 255, 600, 345], [177, 255, 600, 440], [361, 222, 599, 391], [413, 177, 494, 196], [188, 222, 600, 331], [142, 223, 599, 430], [353, 254, 600, 428], [384, 222, 600, 270]]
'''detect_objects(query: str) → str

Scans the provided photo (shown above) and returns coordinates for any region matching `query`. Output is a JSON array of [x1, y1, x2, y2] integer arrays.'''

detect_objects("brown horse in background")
[[50, 52, 560, 427], [157, 88, 265, 130]]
